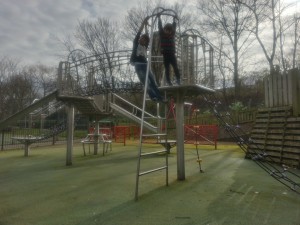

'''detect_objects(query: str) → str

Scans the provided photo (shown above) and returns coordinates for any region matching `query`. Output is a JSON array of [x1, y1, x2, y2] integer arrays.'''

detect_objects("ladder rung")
[[139, 166, 167, 176], [142, 133, 167, 137], [144, 116, 166, 120], [141, 150, 167, 156]]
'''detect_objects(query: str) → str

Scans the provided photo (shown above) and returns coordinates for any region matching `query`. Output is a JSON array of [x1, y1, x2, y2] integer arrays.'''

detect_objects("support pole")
[[94, 121, 100, 155], [24, 141, 30, 157], [66, 104, 74, 166], [176, 91, 185, 180]]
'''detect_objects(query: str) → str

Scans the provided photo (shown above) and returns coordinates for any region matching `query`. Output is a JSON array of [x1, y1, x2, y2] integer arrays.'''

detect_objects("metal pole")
[[94, 121, 100, 155], [66, 104, 74, 166], [176, 91, 185, 180], [1, 131, 4, 151]]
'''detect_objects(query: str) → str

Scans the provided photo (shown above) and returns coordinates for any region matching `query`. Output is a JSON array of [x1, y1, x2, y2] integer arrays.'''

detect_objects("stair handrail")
[[112, 94, 157, 119]]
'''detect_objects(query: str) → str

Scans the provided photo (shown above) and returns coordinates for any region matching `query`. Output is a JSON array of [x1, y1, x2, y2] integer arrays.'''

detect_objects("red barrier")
[[114, 126, 130, 146], [129, 125, 140, 140], [99, 127, 113, 138], [184, 124, 218, 149]]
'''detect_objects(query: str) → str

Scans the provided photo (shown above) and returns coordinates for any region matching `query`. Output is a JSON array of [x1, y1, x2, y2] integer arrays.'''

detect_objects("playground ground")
[[0, 141, 299, 225]]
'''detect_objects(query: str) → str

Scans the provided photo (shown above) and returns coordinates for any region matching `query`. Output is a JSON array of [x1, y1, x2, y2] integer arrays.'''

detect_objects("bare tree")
[[0, 56, 20, 83], [1, 71, 39, 119], [197, 0, 255, 97], [123, 0, 196, 42], [0, 57, 21, 119], [23, 64, 57, 97], [241, 0, 295, 75], [74, 17, 122, 82]]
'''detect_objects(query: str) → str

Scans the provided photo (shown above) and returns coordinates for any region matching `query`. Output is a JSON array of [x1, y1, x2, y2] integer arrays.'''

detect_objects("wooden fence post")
[[290, 69, 300, 116]]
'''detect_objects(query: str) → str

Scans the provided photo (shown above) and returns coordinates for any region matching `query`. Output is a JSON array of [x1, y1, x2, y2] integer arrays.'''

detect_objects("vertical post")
[[1, 131, 4, 151], [176, 91, 185, 180], [94, 121, 99, 155], [282, 73, 288, 106], [264, 77, 269, 107], [287, 70, 293, 106], [269, 76, 274, 107], [57, 62, 63, 92], [24, 141, 30, 157], [66, 104, 74, 166], [273, 74, 278, 106], [278, 75, 283, 106], [291, 69, 300, 116]]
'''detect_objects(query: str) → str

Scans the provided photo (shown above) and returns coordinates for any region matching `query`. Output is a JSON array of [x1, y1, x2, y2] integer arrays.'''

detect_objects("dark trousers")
[[134, 63, 163, 101], [163, 53, 180, 84]]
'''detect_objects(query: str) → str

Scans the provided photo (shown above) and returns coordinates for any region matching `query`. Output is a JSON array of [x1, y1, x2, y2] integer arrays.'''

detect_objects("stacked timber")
[[247, 106, 300, 168]]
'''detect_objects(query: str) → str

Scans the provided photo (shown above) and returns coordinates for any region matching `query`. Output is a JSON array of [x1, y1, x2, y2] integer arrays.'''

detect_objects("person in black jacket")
[[130, 17, 166, 103], [158, 14, 181, 86]]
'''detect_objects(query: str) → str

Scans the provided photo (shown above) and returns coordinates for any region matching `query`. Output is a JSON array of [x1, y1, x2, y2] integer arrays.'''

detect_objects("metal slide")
[[0, 90, 58, 130]]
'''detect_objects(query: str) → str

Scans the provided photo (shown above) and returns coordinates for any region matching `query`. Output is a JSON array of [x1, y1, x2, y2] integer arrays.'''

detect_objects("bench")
[[81, 133, 112, 156]]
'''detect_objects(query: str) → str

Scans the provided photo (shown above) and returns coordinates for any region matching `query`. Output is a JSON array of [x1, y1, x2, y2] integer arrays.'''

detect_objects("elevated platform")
[[159, 84, 215, 97], [57, 95, 111, 116]]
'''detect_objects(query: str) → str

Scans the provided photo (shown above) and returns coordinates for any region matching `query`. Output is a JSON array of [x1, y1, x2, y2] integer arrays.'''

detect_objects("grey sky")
[[1, 0, 298, 68], [0, 0, 179, 67]]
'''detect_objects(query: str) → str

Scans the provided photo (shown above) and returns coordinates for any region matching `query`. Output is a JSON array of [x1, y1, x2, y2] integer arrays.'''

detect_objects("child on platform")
[[158, 14, 181, 86]]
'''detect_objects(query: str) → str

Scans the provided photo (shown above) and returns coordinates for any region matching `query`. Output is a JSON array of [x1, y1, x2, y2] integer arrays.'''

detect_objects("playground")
[[1, 141, 300, 225], [1, 7, 300, 224]]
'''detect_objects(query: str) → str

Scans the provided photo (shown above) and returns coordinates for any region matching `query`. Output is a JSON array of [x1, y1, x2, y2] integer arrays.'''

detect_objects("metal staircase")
[[110, 94, 158, 132]]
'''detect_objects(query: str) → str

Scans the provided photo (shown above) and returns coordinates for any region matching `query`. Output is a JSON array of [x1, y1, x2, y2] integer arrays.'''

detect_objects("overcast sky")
[[1, 0, 298, 68], [0, 0, 182, 67]]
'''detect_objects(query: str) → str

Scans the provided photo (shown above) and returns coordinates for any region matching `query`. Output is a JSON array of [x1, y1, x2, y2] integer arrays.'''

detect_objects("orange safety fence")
[[99, 127, 113, 137], [114, 126, 130, 146], [113, 125, 141, 145], [184, 124, 219, 149]]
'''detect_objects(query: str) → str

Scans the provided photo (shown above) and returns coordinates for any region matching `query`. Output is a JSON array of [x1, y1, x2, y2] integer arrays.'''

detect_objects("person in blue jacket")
[[130, 17, 167, 103]]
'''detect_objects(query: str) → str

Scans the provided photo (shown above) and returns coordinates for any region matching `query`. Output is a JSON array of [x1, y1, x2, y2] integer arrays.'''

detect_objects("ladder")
[[134, 14, 170, 201], [134, 100, 169, 200]]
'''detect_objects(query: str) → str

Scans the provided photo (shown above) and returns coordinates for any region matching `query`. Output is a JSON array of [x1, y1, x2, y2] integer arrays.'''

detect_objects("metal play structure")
[[0, 7, 299, 199], [56, 7, 300, 198]]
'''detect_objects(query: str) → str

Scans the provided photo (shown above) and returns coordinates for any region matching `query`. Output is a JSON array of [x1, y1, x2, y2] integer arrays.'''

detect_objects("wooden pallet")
[[247, 106, 300, 168]]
